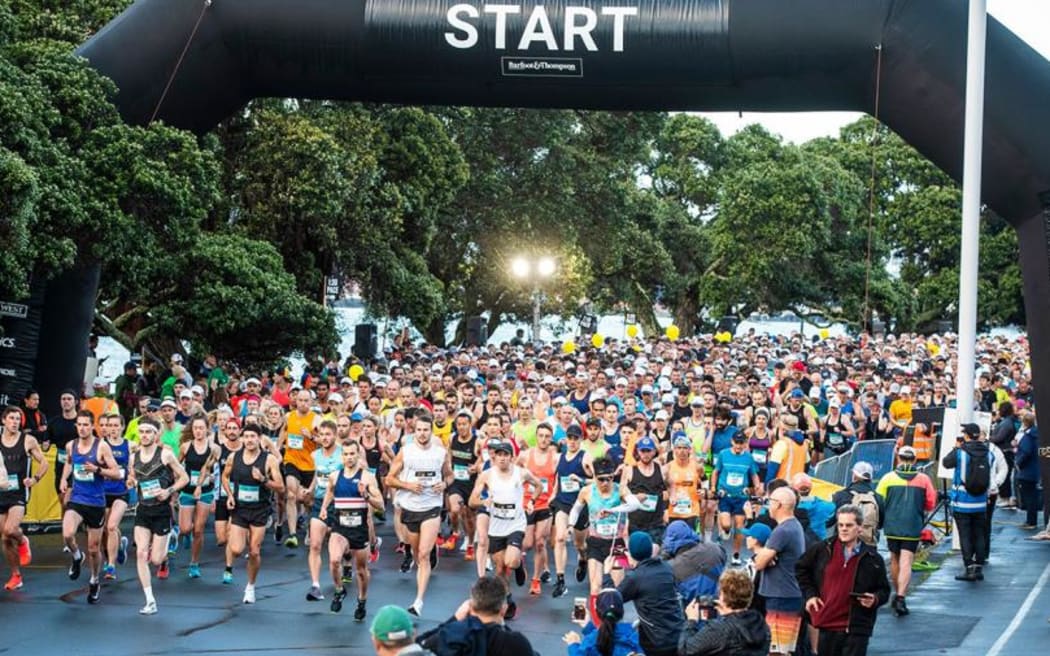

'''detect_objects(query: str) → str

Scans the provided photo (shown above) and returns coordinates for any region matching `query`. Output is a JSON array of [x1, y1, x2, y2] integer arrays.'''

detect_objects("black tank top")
[[361, 434, 383, 472], [627, 463, 666, 529], [230, 449, 270, 508], [134, 446, 174, 507], [183, 441, 214, 492], [0, 432, 28, 497], [217, 440, 240, 497]]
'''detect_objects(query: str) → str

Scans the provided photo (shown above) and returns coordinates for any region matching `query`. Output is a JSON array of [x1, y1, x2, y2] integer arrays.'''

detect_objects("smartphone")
[[572, 597, 588, 622], [848, 592, 868, 598]]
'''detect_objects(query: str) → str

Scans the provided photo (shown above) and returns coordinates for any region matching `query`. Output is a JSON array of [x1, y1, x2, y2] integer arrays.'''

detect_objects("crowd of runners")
[[0, 328, 1042, 655]]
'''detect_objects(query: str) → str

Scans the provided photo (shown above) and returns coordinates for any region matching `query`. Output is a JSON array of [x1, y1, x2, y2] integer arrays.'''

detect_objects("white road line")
[[986, 560, 1050, 656]]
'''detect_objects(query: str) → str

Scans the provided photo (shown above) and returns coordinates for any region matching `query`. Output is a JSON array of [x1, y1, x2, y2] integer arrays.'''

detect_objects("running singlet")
[[361, 436, 383, 477], [230, 450, 271, 509], [134, 446, 173, 507], [312, 446, 343, 499], [0, 432, 29, 502], [284, 411, 318, 471], [216, 441, 239, 498], [555, 449, 587, 506], [103, 439, 130, 496], [183, 441, 214, 493], [523, 448, 557, 511], [487, 466, 527, 537], [331, 468, 368, 531], [748, 429, 773, 469], [627, 464, 666, 529], [449, 432, 479, 485], [715, 449, 757, 498], [667, 460, 701, 519], [588, 484, 626, 540], [70, 438, 106, 507], [580, 439, 608, 461], [396, 441, 447, 512]]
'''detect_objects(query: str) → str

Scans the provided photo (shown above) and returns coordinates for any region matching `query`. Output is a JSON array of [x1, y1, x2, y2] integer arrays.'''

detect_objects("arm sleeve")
[[567, 499, 585, 526], [607, 495, 642, 514]]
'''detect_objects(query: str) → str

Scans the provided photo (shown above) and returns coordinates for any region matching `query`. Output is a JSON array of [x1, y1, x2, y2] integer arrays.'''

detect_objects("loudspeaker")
[[353, 323, 378, 360], [465, 316, 487, 347]]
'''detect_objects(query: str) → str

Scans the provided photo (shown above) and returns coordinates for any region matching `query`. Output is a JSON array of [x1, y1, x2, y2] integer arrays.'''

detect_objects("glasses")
[[596, 476, 614, 483]]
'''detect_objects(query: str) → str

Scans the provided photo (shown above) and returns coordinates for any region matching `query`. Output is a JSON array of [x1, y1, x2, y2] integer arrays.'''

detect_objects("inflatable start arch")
[[10, 1, 1050, 485]]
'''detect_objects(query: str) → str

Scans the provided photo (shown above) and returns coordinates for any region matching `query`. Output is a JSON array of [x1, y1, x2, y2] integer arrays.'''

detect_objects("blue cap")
[[672, 431, 690, 448], [350, 412, 364, 422], [789, 388, 806, 399], [636, 436, 657, 451], [741, 522, 772, 545]]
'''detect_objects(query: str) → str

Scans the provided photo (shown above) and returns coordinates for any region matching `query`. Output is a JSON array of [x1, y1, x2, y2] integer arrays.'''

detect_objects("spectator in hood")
[[662, 520, 727, 603]]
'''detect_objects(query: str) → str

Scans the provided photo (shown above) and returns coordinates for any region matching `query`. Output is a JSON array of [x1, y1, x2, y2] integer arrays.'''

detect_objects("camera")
[[694, 595, 717, 609]]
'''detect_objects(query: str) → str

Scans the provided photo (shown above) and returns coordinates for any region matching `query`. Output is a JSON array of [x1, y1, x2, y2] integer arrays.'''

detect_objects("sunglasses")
[[596, 476, 614, 483]]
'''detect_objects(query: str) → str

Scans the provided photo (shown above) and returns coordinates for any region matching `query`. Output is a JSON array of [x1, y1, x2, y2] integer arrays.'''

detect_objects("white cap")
[[190, 385, 205, 396], [93, 377, 109, 388], [328, 392, 344, 404], [575, 372, 589, 381], [614, 376, 629, 387], [809, 387, 822, 400], [340, 376, 352, 384], [178, 389, 193, 399], [245, 377, 262, 386], [640, 384, 654, 394], [654, 410, 669, 420], [900, 385, 912, 395], [170, 353, 183, 363], [661, 393, 675, 405], [542, 375, 557, 385]]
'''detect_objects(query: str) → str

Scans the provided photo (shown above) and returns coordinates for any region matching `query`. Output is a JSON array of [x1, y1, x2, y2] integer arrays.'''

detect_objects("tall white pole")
[[956, 0, 987, 424]]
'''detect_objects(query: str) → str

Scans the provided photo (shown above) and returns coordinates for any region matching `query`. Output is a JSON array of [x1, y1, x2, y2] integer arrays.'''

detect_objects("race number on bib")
[[560, 476, 580, 493], [493, 502, 517, 520], [237, 484, 260, 503], [595, 521, 617, 537], [140, 479, 161, 499], [673, 497, 693, 515], [56, 450, 67, 464], [73, 463, 94, 482], [752, 450, 767, 465], [640, 494, 659, 512], [339, 511, 363, 528], [189, 470, 200, 485], [287, 435, 304, 450], [726, 472, 745, 488], [415, 470, 437, 486], [453, 464, 471, 481], [6, 474, 19, 489], [316, 476, 329, 490]]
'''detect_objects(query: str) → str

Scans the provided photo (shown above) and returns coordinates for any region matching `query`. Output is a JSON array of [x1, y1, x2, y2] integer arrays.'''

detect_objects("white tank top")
[[487, 466, 527, 537], [396, 441, 447, 512]]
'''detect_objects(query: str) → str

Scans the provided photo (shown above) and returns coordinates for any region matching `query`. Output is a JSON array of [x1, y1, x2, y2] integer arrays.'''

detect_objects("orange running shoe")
[[4, 573, 23, 591], [464, 545, 475, 561], [529, 578, 541, 596], [18, 537, 31, 567]]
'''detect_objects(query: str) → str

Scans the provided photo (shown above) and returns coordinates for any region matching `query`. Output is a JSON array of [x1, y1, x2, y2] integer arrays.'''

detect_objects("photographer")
[[679, 569, 771, 656]]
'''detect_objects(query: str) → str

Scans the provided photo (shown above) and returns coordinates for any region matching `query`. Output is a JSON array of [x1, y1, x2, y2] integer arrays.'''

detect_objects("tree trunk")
[[422, 316, 447, 348], [673, 289, 700, 337]]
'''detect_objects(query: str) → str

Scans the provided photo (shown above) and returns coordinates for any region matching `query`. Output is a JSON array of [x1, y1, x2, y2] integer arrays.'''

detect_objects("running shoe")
[[139, 601, 158, 615], [331, 586, 346, 613], [243, 586, 256, 604], [514, 563, 527, 587], [4, 573, 23, 591], [103, 564, 116, 581], [399, 551, 414, 573], [429, 546, 439, 570], [407, 600, 423, 617], [892, 596, 909, 616], [188, 563, 201, 579], [306, 585, 325, 601], [341, 565, 354, 585], [116, 536, 128, 565], [68, 552, 83, 580], [88, 580, 101, 604], [167, 527, 179, 556], [540, 570, 551, 584], [464, 545, 475, 561], [731, 554, 743, 567], [222, 570, 233, 585], [529, 578, 541, 596], [395, 542, 406, 555], [156, 561, 169, 580], [504, 597, 517, 620], [354, 599, 367, 622], [370, 537, 382, 564], [284, 535, 299, 549], [551, 578, 567, 599], [18, 537, 31, 567], [274, 523, 284, 544], [444, 532, 460, 551], [574, 560, 586, 583]]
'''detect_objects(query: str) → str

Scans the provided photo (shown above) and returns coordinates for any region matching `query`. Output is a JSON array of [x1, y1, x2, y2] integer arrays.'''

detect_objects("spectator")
[[796, 505, 891, 656], [989, 401, 1018, 508], [941, 423, 994, 583], [740, 523, 772, 614], [370, 605, 433, 655], [678, 569, 771, 656], [418, 575, 536, 655], [661, 520, 727, 603], [829, 462, 885, 546], [753, 487, 806, 656], [603, 530, 684, 656], [563, 588, 641, 656], [875, 445, 936, 615], [114, 360, 140, 422], [1014, 411, 1042, 530], [792, 473, 835, 542]]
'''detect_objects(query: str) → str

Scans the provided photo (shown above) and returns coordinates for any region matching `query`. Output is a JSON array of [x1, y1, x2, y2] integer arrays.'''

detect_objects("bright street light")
[[537, 256, 556, 278], [511, 257, 531, 279], [509, 255, 557, 343]]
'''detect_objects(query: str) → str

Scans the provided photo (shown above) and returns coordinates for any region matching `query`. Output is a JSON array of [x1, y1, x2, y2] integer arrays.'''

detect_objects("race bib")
[[453, 464, 470, 481], [73, 463, 94, 482], [237, 484, 260, 503], [56, 449, 67, 464], [287, 435, 304, 450], [726, 472, 745, 488], [493, 502, 517, 520], [6, 474, 19, 489], [116, 467, 126, 481], [538, 478, 550, 495], [414, 470, 437, 486], [560, 475, 580, 493], [827, 432, 844, 447], [640, 494, 659, 512], [339, 511, 363, 528], [752, 450, 767, 465], [673, 497, 693, 515], [316, 476, 329, 490], [140, 479, 161, 499], [368, 467, 377, 477], [595, 521, 617, 537], [189, 470, 200, 485]]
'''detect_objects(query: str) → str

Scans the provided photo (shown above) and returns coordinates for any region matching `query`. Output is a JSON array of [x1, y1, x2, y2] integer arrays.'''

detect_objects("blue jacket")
[[662, 521, 726, 602], [798, 496, 836, 541], [943, 441, 993, 514], [1015, 427, 1040, 483], [567, 622, 642, 656]]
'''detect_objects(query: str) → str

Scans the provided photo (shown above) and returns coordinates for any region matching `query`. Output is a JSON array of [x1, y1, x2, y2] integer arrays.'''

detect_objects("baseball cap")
[[741, 523, 772, 546], [575, 372, 589, 381], [900, 385, 912, 395], [93, 377, 109, 388], [809, 387, 822, 400], [791, 361, 806, 372], [146, 399, 161, 412], [640, 384, 654, 394], [731, 432, 748, 444], [190, 385, 205, 396], [690, 397, 704, 407], [339, 376, 352, 385], [852, 462, 874, 480], [370, 605, 414, 643], [565, 424, 583, 438], [178, 389, 193, 399], [672, 432, 691, 448], [170, 353, 183, 364], [636, 436, 657, 451], [123, 360, 137, 371], [828, 397, 841, 409], [898, 445, 917, 459], [160, 398, 177, 409], [654, 410, 669, 421], [491, 441, 514, 454], [328, 392, 343, 404], [789, 388, 805, 399], [661, 393, 675, 405], [960, 423, 981, 439], [245, 377, 262, 386], [595, 588, 625, 622]]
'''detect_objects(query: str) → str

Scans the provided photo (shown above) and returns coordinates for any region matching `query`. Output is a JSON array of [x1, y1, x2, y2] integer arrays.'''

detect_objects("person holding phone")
[[678, 569, 770, 656], [795, 505, 891, 656]]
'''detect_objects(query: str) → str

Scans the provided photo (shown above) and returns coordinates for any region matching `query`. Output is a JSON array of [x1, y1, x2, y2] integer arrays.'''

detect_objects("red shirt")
[[811, 541, 861, 632]]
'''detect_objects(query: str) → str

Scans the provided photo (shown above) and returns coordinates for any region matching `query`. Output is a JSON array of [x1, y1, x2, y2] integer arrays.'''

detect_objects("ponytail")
[[596, 613, 617, 656]]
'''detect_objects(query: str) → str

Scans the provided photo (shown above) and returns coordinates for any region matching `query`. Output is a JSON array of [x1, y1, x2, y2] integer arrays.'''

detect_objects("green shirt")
[[161, 424, 183, 452], [513, 421, 538, 449]]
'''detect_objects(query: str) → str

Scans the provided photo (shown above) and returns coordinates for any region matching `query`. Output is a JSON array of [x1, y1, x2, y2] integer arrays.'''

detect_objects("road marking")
[[986, 560, 1050, 656]]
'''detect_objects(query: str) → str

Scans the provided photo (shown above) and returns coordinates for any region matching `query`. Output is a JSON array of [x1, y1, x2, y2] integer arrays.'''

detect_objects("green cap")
[[370, 605, 414, 642]]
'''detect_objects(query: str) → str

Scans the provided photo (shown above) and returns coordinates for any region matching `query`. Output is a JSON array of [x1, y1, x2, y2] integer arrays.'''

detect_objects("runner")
[[304, 420, 343, 601], [102, 413, 131, 581], [664, 433, 705, 535], [712, 431, 762, 566], [320, 439, 384, 619], [60, 410, 122, 604], [177, 415, 220, 579], [550, 423, 593, 598], [46, 390, 79, 511], [1, 406, 48, 591], [469, 439, 543, 620], [442, 410, 480, 559], [127, 417, 189, 614], [214, 418, 243, 558], [279, 390, 319, 548], [222, 423, 285, 604], [384, 412, 451, 616], [519, 421, 558, 595], [621, 435, 667, 546]]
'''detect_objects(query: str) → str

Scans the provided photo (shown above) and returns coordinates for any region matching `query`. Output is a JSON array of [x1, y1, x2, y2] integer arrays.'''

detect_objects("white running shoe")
[[243, 586, 256, 604], [407, 600, 423, 617], [139, 601, 158, 615]]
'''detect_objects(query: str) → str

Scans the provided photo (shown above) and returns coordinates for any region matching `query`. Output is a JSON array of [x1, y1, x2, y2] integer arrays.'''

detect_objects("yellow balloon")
[[665, 325, 680, 341], [562, 340, 576, 354], [819, 328, 830, 340], [632, 344, 642, 353], [348, 364, 365, 381], [591, 333, 605, 349], [626, 324, 639, 338]]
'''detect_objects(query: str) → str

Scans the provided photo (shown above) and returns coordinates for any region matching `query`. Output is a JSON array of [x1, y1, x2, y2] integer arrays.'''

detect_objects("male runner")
[[664, 433, 705, 534], [280, 390, 319, 548], [320, 439, 385, 620], [443, 410, 481, 558], [621, 435, 667, 546], [550, 423, 593, 598], [385, 412, 451, 617], [61, 410, 122, 604], [127, 418, 189, 614], [102, 413, 132, 580], [519, 422, 558, 595], [304, 420, 343, 601], [46, 390, 79, 511], [223, 423, 285, 604], [712, 432, 762, 565], [1, 406, 48, 591], [178, 416, 220, 579]]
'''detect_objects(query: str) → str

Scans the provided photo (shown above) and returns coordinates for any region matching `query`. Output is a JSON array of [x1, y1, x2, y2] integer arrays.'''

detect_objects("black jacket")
[[678, 609, 771, 656], [604, 558, 684, 653], [795, 538, 891, 638]]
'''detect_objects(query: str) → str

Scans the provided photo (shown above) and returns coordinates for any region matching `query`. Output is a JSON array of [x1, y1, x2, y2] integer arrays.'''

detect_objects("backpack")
[[849, 490, 880, 545], [961, 449, 991, 497]]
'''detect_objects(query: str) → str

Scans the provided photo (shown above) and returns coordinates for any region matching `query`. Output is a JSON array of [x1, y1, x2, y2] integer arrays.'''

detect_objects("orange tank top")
[[668, 460, 701, 518], [284, 411, 317, 471], [524, 447, 558, 510]]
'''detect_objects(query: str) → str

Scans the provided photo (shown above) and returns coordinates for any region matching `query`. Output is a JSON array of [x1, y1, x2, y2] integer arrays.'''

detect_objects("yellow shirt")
[[433, 420, 453, 447], [285, 411, 318, 471]]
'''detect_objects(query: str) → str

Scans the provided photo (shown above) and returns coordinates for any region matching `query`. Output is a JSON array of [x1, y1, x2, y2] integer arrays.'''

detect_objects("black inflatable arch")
[[65, 0, 1050, 483]]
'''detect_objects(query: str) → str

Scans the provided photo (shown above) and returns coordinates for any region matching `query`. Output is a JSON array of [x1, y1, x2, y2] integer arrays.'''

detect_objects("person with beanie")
[[600, 530, 684, 656], [563, 588, 642, 656]]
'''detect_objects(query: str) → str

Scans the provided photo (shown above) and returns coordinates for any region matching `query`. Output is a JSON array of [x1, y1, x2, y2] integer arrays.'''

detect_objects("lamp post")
[[511, 256, 556, 343]]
